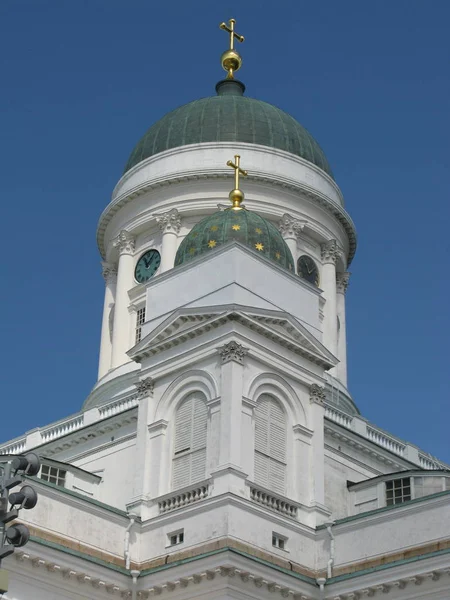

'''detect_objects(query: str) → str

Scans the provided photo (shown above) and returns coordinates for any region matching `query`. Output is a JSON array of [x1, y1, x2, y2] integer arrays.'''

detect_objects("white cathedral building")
[[1, 20, 450, 600]]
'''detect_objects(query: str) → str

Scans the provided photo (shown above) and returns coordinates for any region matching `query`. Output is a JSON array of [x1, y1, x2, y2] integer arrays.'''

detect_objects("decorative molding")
[[336, 271, 351, 294], [278, 213, 306, 238], [309, 384, 326, 405], [113, 230, 135, 255], [321, 239, 341, 265], [136, 377, 154, 398], [14, 550, 126, 596], [218, 341, 249, 365], [154, 208, 182, 234], [147, 419, 168, 438], [101, 261, 118, 284]]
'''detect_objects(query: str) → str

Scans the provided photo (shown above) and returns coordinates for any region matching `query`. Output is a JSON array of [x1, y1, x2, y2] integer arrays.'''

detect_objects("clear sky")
[[0, 1, 449, 462]]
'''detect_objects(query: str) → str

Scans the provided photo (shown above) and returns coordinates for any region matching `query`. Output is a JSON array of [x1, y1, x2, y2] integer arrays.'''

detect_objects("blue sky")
[[0, 1, 449, 462]]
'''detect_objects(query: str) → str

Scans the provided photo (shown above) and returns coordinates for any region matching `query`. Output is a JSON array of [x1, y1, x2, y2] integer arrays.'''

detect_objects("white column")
[[278, 213, 306, 263], [155, 208, 182, 273], [97, 262, 117, 380], [336, 271, 351, 387], [309, 384, 326, 508], [320, 239, 341, 357], [111, 230, 135, 368]]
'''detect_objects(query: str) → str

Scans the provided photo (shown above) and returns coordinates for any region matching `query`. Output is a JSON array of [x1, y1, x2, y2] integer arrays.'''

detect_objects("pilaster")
[[130, 377, 155, 518], [98, 262, 117, 379], [309, 383, 326, 511], [216, 341, 248, 472], [111, 230, 136, 368], [155, 208, 182, 273]]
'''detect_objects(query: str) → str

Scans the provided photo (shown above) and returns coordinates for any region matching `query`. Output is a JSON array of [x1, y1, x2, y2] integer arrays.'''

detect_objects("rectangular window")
[[168, 530, 184, 546], [272, 532, 287, 550], [385, 477, 411, 505], [40, 465, 66, 487], [135, 307, 146, 344]]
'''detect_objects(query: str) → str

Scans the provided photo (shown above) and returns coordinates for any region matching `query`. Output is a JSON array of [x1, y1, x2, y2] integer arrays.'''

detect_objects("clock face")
[[297, 255, 319, 286], [135, 249, 161, 283]]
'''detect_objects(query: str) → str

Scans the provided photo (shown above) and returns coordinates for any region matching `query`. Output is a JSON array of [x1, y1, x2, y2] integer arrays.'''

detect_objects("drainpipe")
[[130, 569, 140, 600], [124, 515, 136, 570], [325, 522, 335, 578], [316, 577, 326, 599]]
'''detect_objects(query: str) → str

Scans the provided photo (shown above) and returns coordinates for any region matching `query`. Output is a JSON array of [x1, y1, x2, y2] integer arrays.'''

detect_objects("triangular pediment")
[[128, 304, 337, 369]]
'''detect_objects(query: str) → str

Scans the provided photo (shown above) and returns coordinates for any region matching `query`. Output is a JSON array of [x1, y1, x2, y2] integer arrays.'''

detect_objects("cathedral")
[[1, 18, 449, 600]]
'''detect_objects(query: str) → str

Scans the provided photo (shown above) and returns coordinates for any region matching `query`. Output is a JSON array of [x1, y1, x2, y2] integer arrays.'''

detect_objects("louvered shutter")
[[254, 395, 286, 494], [172, 394, 207, 490]]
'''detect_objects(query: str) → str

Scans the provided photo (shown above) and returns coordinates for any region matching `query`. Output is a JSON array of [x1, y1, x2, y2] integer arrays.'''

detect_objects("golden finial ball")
[[229, 188, 244, 209], [221, 49, 242, 75]]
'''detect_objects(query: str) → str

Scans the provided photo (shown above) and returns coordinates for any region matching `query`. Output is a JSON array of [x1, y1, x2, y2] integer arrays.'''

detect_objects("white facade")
[[1, 70, 449, 600]]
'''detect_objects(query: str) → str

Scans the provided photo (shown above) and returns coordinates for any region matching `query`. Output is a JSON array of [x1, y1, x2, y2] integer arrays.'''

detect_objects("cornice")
[[324, 421, 413, 471], [96, 144, 356, 263], [37, 408, 138, 457]]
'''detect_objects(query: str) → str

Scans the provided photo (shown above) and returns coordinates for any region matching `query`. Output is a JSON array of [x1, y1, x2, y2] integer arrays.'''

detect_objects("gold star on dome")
[[232, 224, 241, 231], [189, 247, 196, 255], [275, 252, 281, 260], [208, 240, 217, 248], [210, 225, 219, 231], [255, 242, 264, 251], [255, 228, 262, 234]]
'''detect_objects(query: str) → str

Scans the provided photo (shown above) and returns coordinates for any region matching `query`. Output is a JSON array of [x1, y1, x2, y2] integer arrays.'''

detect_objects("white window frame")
[[272, 532, 288, 551], [167, 529, 184, 547], [40, 465, 67, 487], [135, 306, 146, 344]]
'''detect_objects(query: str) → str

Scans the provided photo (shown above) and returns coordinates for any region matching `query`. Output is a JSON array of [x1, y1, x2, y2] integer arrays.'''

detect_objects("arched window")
[[172, 393, 207, 490], [254, 395, 286, 494]]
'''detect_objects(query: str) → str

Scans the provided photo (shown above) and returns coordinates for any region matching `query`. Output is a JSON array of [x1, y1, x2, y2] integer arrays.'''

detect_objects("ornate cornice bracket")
[[278, 213, 306, 238], [218, 341, 249, 365], [309, 383, 326, 405], [336, 271, 351, 294], [101, 261, 118, 284], [135, 377, 154, 398], [113, 230, 135, 255], [154, 208, 182, 235], [321, 239, 341, 265]]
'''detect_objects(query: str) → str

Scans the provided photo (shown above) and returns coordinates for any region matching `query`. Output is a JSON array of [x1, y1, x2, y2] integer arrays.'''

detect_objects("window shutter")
[[254, 395, 286, 494], [172, 394, 207, 490], [174, 398, 192, 454]]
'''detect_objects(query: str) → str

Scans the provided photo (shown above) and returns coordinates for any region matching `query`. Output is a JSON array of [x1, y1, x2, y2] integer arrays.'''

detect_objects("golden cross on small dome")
[[220, 18, 244, 50], [226, 154, 248, 210], [219, 18, 244, 79]]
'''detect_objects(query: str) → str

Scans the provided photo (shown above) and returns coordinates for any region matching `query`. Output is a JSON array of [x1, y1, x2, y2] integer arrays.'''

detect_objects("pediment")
[[129, 304, 337, 369]]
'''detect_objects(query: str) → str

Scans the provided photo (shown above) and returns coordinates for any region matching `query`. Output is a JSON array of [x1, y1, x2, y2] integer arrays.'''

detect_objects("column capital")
[[218, 341, 249, 365], [278, 213, 306, 238], [154, 208, 182, 234], [101, 261, 117, 284], [135, 377, 154, 398], [336, 271, 351, 294], [113, 230, 135, 255], [309, 383, 326, 405], [321, 239, 341, 265]]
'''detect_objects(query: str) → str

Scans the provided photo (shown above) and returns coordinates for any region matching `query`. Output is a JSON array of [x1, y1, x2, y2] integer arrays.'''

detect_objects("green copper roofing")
[[174, 208, 295, 271], [124, 80, 333, 178]]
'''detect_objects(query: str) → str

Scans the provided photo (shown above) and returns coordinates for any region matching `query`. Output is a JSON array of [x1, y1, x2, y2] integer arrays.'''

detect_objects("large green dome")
[[124, 80, 333, 178], [175, 207, 295, 271]]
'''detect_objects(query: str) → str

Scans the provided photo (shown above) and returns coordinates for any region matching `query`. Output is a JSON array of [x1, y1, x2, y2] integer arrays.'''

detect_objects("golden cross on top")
[[220, 18, 244, 50], [227, 155, 248, 209]]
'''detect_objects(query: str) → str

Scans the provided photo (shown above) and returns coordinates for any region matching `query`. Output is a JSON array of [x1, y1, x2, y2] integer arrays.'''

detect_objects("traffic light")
[[0, 453, 41, 568]]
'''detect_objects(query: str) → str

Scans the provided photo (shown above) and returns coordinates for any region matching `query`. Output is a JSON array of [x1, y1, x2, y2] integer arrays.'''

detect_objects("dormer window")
[[40, 465, 66, 487]]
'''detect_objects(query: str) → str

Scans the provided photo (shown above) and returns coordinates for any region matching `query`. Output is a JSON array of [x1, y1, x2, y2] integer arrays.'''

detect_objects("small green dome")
[[175, 208, 295, 271], [124, 80, 333, 178]]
